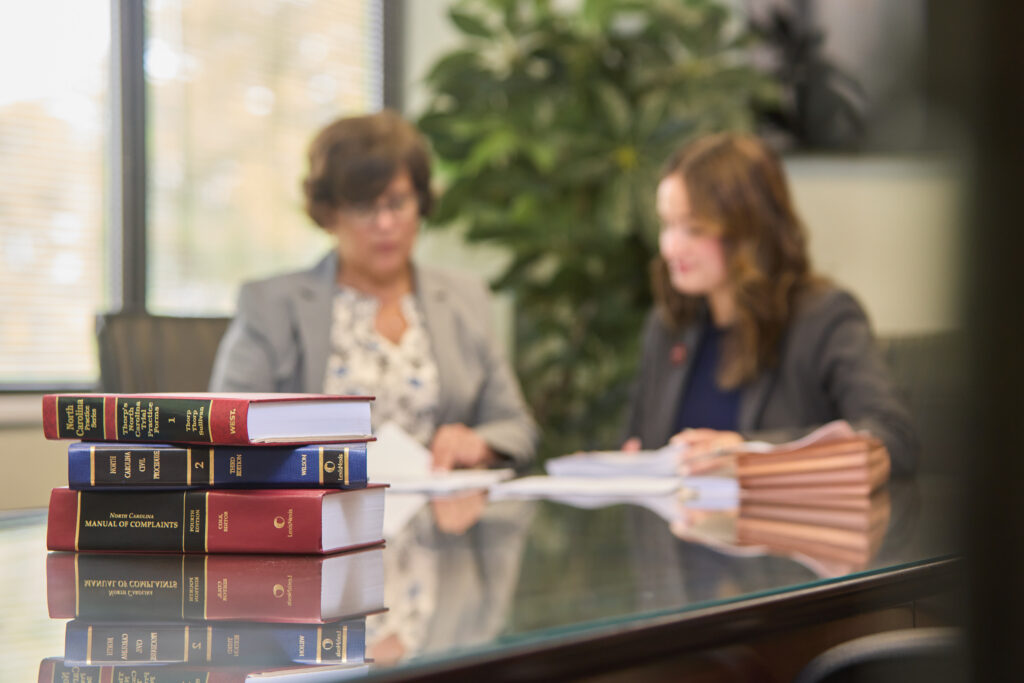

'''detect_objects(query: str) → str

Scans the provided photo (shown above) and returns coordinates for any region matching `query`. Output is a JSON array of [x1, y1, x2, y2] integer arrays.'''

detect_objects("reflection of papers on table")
[[386, 469, 515, 494], [245, 662, 371, 680], [490, 474, 685, 498], [368, 421, 514, 494]]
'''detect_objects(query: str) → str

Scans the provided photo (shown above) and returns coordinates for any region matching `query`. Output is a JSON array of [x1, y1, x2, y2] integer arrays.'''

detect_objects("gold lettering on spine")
[[179, 556, 186, 620], [74, 491, 82, 551], [342, 623, 348, 662], [203, 400, 213, 439], [319, 447, 324, 485], [344, 447, 350, 485], [181, 493, 187, 553], [90, 445, 96, 486], [204, 492, 209, 552]]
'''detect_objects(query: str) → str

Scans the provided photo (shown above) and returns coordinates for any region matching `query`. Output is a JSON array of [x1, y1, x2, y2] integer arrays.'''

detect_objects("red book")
[[42, 393, 374, 446], [46, 486, 386, 554], [47, 548, 385, 623]]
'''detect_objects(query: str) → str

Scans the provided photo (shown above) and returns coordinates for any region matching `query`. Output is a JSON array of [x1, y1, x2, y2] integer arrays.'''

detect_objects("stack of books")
[[733, 422, 891, 576], [40, 392, 384, 682], [40, 549, 384, 681]]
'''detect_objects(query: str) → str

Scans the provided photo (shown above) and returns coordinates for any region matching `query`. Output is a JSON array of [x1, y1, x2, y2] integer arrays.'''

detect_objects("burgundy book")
[[42, 393, 373, 446], [47, 548, 385, 623], [46, 486, 386, 554]]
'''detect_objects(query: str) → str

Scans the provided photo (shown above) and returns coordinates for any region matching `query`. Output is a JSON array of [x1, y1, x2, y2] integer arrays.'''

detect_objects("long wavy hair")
[[651, 133, 824, 389]]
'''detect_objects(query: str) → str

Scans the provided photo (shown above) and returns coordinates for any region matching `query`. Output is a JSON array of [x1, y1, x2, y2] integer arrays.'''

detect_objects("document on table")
[[545, 445, 681, 478], [367, 421, 514, 493], [544, 446, 739, 502]]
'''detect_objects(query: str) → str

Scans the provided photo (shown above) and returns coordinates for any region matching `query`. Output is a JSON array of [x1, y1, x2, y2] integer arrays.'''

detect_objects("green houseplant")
[[418, 0, 779, 459]]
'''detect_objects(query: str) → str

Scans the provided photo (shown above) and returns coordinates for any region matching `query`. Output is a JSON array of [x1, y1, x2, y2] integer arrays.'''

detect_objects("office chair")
[[95, 312, 231, 392], [877, 330, 967, 474], [792, 628, 966, 683]]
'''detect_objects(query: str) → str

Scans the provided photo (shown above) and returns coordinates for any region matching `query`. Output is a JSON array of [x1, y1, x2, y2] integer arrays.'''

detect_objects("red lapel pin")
[[670, 343, 687, 365]]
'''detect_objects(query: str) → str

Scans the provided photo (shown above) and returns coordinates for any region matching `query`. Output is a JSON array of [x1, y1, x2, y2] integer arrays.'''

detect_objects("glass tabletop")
[[6, 475, 956, 682]]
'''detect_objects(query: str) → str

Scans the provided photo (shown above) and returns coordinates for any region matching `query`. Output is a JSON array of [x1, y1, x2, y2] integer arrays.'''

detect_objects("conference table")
[[5, 474, 959, 682]]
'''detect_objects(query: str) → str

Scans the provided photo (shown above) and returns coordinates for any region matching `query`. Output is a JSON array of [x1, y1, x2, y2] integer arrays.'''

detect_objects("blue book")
[[63, 618, 366, 667], [67, 441, 369, 490]]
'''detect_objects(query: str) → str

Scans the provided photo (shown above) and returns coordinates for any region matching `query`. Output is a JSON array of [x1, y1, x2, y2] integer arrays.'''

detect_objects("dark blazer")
[[623, 286, 919, 476], [209, 251, 538, 465]]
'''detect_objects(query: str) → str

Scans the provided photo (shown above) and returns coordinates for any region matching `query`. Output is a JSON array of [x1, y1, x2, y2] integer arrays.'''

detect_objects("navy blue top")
[[672, 325, 741, 432]]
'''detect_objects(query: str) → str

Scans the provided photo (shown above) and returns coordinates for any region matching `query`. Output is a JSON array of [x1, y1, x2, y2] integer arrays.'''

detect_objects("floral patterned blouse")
[[323, 287, 440, 446]]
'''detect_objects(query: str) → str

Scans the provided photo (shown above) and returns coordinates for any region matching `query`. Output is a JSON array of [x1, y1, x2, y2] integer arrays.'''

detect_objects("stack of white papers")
[[543, 447, 739, 503], [545, 445, 680, 478], [491, 475, 684, 498]]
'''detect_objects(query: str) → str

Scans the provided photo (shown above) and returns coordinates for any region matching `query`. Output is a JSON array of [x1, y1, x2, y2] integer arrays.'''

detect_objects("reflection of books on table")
[[63, 617, 366, 667], [38, 657, 370, 682], [48, 548, 386, 623]]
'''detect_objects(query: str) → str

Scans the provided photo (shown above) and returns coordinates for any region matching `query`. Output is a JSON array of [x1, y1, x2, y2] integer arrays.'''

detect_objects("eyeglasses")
[[341, 192, 418, 226]]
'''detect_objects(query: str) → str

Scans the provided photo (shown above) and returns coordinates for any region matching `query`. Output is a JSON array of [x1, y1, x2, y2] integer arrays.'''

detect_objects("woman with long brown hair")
[[622, 133, 918, 475]]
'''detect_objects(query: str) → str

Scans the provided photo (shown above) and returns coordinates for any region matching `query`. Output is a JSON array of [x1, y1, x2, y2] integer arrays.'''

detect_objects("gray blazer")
[[209, 251, 537, 465], [623, 287, 919, 476]]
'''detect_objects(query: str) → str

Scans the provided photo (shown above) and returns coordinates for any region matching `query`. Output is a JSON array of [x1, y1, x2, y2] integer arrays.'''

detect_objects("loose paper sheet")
[[368, 421, 514, 493]]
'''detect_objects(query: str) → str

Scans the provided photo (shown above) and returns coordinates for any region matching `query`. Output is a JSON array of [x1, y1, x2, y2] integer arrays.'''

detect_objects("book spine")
[[43, 394, 251, 445], [64, 620, 365, 667], [48, 552, 331, 622], [47, 489, 330, 554], [39, 657, 231, 683], [68, 443, 369, 490]]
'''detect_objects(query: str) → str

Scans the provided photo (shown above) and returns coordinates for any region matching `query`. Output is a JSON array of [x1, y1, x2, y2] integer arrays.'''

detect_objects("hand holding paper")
[[669, 428, 744, 475], [369, 421, 514, 494]]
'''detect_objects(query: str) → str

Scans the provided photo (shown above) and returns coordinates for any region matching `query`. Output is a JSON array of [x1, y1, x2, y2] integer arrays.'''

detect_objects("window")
[[0, 2, 110, 386], [147, 0, 384, 315], [0, 0, 386, 387]]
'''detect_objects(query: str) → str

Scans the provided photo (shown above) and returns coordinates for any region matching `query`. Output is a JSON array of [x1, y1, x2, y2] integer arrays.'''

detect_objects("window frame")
[[1, 0, 400, 394]]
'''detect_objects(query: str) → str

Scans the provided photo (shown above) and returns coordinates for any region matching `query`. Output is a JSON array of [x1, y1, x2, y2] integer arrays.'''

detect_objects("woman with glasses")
[[210, 110, 536, 469], [622, 133, 918, 476]]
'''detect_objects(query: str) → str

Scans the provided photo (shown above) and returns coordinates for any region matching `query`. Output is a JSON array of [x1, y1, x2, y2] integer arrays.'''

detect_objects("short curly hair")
[[302, 109, 434, 229]]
